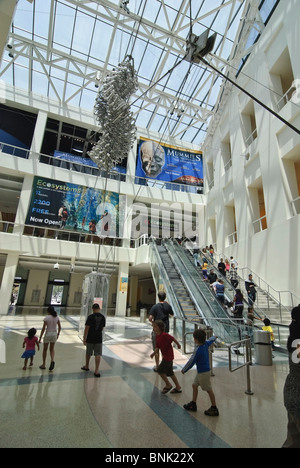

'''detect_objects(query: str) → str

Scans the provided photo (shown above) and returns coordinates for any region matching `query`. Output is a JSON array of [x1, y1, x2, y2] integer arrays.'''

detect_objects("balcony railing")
[[277, 83, 297, 111], [0, 141, 204, 195], [0, 220, 150, 249]]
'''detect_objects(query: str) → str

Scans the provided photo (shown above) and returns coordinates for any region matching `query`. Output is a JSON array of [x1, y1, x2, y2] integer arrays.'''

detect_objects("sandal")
[[39, 365, 46, 370], [162, 387, 172, 394], [94, 373, 101, 378], [170, 388, 182, 394], [81, 366, 89, 371]]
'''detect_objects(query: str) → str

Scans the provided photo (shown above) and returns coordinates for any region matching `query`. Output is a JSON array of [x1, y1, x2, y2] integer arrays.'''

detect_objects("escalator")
[[149, 239, 241, 343]]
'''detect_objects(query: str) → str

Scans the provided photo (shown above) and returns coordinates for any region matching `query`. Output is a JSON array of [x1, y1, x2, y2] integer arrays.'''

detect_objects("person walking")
[[21, 328, 39, 370], [81, 303, 106, 378], [150, 320, 182, 394], [182, 328, 219, 416], [39, 306, 61, 371], [148, 291, 174, 371]]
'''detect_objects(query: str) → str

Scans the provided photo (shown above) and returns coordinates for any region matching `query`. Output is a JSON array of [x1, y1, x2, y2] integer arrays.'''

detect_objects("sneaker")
[[183, 401, 197, 412], [204, 406, 219, 416]]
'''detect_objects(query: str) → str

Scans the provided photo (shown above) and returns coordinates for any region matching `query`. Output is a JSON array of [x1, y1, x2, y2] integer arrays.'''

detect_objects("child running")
[[21, 328, 39, 370], [182, 328, 219, 416], [150, 320, 182, 394]]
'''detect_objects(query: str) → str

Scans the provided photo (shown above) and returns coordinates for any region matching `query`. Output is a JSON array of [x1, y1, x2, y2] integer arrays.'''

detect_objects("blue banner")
[[136, 138, 203, 188]]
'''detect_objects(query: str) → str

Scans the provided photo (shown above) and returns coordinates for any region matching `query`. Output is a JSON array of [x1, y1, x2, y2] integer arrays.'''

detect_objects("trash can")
[[140, 308, 148, 323], [253, 330, 273, 366]]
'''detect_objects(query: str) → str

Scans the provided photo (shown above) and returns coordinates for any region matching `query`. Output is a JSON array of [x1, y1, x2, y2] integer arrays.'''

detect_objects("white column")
[[13, 110, 48, 235], [129, 276, 138, 315], [29, 109, 48, 157], [13, 174, 34, 235], [115, 262, 129, 317], [0, 253, 19, 314], [122, 194, 134, 248]]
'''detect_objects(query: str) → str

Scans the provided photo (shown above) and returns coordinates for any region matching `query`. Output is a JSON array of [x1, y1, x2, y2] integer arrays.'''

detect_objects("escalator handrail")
[[164, 240, 240, 341], [148, 240, 185, 319]]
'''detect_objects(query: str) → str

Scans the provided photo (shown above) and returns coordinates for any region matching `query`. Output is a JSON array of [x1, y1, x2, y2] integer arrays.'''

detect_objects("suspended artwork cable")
[[88, 55, 138, 172]]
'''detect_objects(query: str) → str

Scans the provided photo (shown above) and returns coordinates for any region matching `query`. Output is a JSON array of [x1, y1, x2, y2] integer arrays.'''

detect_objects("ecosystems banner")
[[136, 138, 203, 188], [25, 176, 120, 236]]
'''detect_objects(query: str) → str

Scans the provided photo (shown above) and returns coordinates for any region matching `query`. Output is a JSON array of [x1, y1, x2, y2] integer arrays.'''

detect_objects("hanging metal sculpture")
[[88, 55, 138, 172]]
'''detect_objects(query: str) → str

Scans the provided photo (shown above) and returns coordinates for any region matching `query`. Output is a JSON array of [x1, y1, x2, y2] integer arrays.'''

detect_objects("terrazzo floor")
[[0, 310, 291, 449]]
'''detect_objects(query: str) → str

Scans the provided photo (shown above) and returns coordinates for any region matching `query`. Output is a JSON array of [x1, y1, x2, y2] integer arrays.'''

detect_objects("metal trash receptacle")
[[140, 308, 148, 323], [254, 330, 273, 366]]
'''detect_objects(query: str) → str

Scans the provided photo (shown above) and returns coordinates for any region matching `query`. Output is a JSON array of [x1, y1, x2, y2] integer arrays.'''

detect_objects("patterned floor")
[[0, 311, 290, 448]]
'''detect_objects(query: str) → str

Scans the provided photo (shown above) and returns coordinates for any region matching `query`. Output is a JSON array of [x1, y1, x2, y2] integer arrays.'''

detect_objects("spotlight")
[[7, 38, 13, 49], [53, 262, 59, 270], [185, 30, 217, 64], [120, 1, 130, 14], [95, 71, 101, 88]]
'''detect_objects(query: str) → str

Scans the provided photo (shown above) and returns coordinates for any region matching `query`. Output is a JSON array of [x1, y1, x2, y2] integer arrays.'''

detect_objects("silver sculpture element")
[[88, 56, 138, 172]]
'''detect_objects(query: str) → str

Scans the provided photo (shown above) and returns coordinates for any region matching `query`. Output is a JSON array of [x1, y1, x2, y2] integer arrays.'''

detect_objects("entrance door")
[[51, 284, 64, 305]]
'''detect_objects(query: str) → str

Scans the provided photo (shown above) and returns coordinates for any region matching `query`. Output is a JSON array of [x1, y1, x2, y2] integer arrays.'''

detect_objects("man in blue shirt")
[[182, 328, 219, 416]]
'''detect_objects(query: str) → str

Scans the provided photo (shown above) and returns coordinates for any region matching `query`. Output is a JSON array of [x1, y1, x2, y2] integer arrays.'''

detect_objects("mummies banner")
[[136, 138, 203, 189], [25, 176, 120, 237]]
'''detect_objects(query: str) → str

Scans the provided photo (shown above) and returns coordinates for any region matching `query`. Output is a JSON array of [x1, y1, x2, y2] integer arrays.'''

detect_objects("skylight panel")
[[71, 12, 95, 55], [33, 1, 51, 42], [53, 2, 76, 51], [90, 20, 115, 61], [32, 70, 50, 96]]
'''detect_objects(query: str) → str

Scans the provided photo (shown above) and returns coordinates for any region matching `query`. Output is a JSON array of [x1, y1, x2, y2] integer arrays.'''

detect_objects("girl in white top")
[[39, 306, 61, 371]]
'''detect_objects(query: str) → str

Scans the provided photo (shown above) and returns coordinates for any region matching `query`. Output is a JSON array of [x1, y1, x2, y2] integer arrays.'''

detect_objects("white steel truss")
[[0, 0, 272, 144]]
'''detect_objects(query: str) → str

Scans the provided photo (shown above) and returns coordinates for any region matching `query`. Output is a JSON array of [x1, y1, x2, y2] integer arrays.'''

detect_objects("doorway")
[[51, 283, 64, 305]]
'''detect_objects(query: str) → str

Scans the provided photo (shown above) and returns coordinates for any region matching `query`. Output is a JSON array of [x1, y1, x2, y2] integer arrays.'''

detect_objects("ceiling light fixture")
[[120, 1, 130, 14], [185, 30, 217, 64]]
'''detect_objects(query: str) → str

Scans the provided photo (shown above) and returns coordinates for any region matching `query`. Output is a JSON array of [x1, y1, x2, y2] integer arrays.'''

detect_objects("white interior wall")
[[204, 0, 300, 298]]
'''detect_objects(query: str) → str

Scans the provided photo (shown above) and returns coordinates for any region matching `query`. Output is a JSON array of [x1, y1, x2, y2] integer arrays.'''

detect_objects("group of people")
[[21, 305, 61, 371], [197, 247, 259, 323], [148, 291, 219, 417], [20, 292, 300, 447], [21, 303, 105, 377]]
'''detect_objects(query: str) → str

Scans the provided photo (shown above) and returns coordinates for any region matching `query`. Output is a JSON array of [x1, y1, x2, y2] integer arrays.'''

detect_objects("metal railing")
[[0, 219, 150, 250], [171, 315, 254, 395], [0, 141, 204, 195], [228, 338, 253, 395]]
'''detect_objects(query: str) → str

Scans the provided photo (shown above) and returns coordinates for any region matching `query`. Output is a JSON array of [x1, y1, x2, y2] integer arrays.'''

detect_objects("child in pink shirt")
[[21, 328, 39, 370]]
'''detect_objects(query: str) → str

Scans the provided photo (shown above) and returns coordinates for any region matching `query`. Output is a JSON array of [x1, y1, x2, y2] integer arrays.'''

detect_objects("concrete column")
[[13, 110, 48, 235], [115, 262, 129, 317], [0, 253, 19, 314], [122, 195, 134, 248], [13, 175, 34, 235], [30, 109, 48, 156], [129, 276, 138, 315]]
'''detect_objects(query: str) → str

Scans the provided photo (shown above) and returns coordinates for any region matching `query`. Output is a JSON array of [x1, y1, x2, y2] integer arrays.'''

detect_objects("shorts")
[[193, 371, 212, 392], [44, 332, 57, 344], [21, 350, 35, 359], [157, 359, 174, 377], [86, 343, 103, 357]]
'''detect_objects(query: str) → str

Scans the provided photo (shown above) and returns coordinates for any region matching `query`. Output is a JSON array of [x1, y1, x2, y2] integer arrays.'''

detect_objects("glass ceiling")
[[1, 0, 279, 145]]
